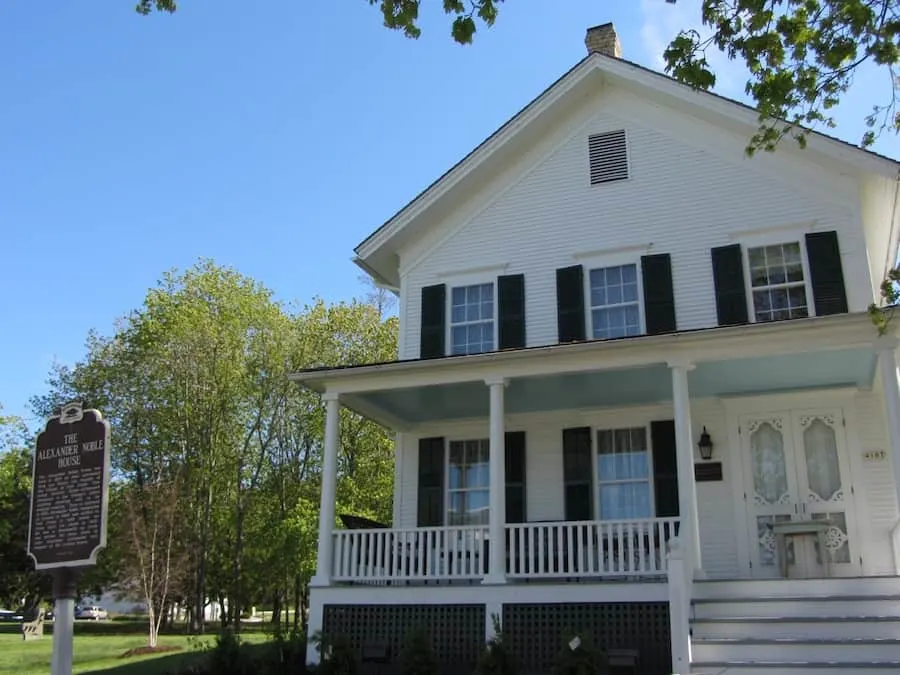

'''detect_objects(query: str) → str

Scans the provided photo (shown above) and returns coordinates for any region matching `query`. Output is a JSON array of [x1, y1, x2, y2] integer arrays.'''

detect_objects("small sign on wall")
[[694, 462, 723, 482], [863, 449, 887, 462]]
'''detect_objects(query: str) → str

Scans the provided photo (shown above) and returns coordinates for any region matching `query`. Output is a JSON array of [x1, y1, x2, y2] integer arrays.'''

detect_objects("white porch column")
[[484, 376, 507, 584], [876, 339, 900, 519], [669, 361, 702, 575], [311, 392, 340, 587]]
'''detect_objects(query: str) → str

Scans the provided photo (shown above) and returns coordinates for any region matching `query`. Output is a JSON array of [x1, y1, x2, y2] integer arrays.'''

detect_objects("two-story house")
[[292, 24, 900, 674]]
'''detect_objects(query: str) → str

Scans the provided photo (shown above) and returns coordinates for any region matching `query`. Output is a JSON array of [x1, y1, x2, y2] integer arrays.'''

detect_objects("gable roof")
[[355, 51, 900, 287]]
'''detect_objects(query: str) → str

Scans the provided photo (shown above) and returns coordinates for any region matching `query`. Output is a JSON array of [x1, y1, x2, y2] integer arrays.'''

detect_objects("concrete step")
[[691, 661, 900, 675], [691, 615, 900, 640], [691, 637, 900, 663], [692, 595, 900, 619]]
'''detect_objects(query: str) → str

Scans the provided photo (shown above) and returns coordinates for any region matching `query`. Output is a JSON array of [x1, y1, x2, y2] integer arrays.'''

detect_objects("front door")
[[741, 408, 859, 578]]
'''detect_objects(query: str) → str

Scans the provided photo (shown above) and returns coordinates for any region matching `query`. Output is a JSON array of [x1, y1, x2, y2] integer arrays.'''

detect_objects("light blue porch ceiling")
[[352, 347, 877, 425]]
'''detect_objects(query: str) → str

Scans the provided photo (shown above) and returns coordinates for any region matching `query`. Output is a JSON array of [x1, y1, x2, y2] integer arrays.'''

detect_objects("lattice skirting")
[[503, 602, 671, 675], [322, 604, 484, 674]]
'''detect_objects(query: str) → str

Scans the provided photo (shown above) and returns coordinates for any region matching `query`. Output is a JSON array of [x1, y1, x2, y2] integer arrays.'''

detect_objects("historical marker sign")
[[27, 402, 111, 570]]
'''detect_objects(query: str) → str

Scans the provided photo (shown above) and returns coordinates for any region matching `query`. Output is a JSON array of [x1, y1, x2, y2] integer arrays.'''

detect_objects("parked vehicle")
[[74, 605, 108, 620], [0, 609, 24, 622]]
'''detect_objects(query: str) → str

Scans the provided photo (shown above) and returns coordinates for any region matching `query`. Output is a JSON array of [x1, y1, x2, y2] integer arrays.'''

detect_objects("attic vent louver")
[[588, 129, 628, 185]]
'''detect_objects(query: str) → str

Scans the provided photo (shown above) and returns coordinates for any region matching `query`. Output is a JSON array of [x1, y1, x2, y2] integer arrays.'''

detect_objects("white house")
[[291, 23, 900, 674]]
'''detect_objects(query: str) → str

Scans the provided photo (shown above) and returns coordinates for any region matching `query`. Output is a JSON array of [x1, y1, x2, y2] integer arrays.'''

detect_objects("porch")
[[292, 313, 900, 672]]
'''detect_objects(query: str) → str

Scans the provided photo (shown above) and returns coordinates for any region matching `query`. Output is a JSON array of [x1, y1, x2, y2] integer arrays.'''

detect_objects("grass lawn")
[[0, 628, 268, 675]]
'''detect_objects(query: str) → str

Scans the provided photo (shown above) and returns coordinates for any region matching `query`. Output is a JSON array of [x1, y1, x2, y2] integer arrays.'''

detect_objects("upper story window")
[[746, 241, 809, 323], [596, 427, 652, 520], [448, 439, 489, 525], [588, 263, 642, 339], [450, 283, 495, 355]]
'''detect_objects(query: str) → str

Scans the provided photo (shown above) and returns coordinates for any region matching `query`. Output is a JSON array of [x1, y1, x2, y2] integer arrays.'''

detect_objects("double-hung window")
[[596, 427, 652, 520], [588, 264, 641, 339], [447, 439, 490, 525], [450, 283, 494, 355], [747, 242, 809, 322]]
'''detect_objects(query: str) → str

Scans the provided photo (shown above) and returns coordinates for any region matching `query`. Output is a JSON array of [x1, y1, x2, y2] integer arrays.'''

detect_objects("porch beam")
[[311, 392, 340, 587], [293, 312, 880, 396], [669, 361, 703, 575], [484, 376, 507, 585], [876, 339, 900, 519]]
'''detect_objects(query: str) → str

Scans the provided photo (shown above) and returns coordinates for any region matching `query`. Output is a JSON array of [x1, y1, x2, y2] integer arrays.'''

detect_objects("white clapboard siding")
[[398, 86, 869, 360]]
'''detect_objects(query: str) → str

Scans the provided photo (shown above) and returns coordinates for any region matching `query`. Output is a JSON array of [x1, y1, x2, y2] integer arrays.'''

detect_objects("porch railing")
[[505, 517, 680, 579], [331, 517, 679, 583], [332, 525, 489, 583]]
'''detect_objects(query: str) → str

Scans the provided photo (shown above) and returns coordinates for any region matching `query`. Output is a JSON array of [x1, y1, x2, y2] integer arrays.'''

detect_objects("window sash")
[[588, 264, 642, 339], [746, 241, 810, 322], [450, 283, 495, 354], [595, 426, 653, 520], [447, 439, 490, 525]]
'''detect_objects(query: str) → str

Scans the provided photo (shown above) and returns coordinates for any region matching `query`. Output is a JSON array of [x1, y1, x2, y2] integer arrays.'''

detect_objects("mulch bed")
[[120, 644, 183, 658]]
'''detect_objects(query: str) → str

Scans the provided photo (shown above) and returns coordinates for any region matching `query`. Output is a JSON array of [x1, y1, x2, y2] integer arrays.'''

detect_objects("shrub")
[[311, 630, 357, 675], [553, 633, 609, 675], [399, 627, 438, 675], [207, 628, 255, 675], [476, 614, 518, 675], [262, 623, 308, 675]]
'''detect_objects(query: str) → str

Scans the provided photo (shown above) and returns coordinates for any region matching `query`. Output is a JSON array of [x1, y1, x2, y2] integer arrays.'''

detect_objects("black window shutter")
[[805, 231, 848, 316], [498, 274, 526, 350], [417, 437, 444, 526], [711, 244, 749, 326], [562, 427, 593, 521], [650, 420, 679, 518], [556, 265, 586, 343], [505, 431, 526, 523], [641, 253, 677, 334], [419, 284, 446, 359]]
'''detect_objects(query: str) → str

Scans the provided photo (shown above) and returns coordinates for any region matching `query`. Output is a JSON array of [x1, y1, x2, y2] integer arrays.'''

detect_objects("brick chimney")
[[585, 23, 621, 58]]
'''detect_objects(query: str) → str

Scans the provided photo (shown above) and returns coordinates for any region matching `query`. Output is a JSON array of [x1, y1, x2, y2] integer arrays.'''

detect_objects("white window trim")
[[582, 254, 646, 340], [740, 236, 816, 324], [590, 423, 656, 521], [444, 437, 490, 526], [445, 273, 499, 356]]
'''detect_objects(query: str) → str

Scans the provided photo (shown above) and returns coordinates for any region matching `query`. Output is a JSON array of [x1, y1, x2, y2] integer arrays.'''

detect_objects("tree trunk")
[[232, 494, 244, 635], [147, 605, 158, 648], [191, 484, 213, 634], [292, 575, 301, 631], [271, 593, 281, 626]]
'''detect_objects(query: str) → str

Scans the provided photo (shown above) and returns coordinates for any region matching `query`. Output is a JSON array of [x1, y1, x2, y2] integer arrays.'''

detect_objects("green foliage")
[[207, 629, 255, 675], [29, 259, 398, 638], [663, 0, 900, 153], [553, 633, 609, 675], [311, 631, 357, 675], [399, 627, 438, 675], [869, 266, 900, 333], [135, 0, 503, 45], [0, 411, 49, 609], [476, 614, 518, 675]]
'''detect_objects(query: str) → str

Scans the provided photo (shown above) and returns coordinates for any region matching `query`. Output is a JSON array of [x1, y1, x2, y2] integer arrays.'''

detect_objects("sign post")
[[27, 402, 111, 675]]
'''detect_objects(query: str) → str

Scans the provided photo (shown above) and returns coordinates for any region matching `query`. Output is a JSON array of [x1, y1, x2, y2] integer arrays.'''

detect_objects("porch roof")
[[289, 312, 891, 429]]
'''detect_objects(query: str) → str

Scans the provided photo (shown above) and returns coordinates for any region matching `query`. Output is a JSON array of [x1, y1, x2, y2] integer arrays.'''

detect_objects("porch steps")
[[690, 578, 900, 674]]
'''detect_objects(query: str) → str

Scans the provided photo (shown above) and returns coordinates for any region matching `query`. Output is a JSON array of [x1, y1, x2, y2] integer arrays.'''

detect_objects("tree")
[[116, 474, 188, 648], [663, 1, 900, 154], [31, 259, 399, 636], [0, 409, 48, 610], [135, 0, 502, 44]]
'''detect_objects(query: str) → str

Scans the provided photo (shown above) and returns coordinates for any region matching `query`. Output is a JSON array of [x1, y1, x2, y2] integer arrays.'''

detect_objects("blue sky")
[[1, 1, 896, 428]]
